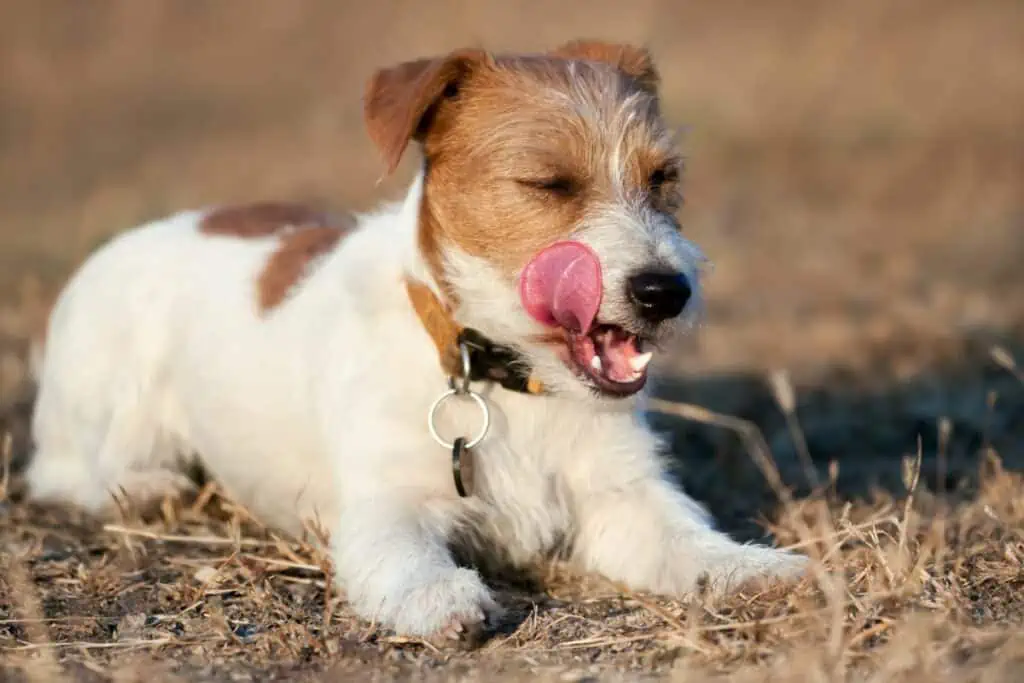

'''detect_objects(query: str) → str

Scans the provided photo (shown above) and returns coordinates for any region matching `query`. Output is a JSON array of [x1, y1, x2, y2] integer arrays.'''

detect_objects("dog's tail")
[[27, 336, 45, 385], [24, 286, 55, 385], [2, 286, 54, 479]]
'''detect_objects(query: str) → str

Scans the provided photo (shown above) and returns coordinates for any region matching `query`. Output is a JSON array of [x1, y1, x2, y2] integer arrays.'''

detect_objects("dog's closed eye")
[[516, 176, 579, 198]]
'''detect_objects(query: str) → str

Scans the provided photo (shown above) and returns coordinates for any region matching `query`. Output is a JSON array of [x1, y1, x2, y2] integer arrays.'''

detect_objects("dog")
[[24, 40, 806, 645]]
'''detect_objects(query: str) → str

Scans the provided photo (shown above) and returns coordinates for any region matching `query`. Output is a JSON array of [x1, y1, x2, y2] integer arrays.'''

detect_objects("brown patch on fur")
[[405, 279, 462, 376], [364, 49, 488, 176], [363, 43, 681, 291], [200, 202, 329, 238], [406, 278, 547, 394], [198, 201, 353, 312], [258, 223, 350, 312]]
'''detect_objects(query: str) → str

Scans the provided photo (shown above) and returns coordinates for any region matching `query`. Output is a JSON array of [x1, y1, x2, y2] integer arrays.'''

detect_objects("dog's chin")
[[534, 319, 678, 400], [564, 324, 650, 398]]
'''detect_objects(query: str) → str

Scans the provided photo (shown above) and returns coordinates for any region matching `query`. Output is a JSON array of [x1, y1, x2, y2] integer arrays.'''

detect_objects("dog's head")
[[366, 40, 706, 401]]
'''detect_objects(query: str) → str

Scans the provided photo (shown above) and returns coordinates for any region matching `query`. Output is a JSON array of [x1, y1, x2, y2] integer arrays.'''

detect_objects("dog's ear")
[[551, 40, 659, 94], [364, 49, 487, 175]]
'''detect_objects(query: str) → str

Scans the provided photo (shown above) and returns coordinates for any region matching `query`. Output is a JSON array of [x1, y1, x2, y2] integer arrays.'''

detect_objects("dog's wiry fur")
[[24, 41, 806, 643]]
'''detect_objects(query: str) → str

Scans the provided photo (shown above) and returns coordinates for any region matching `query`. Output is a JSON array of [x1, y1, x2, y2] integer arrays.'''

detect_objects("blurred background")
[[1, 0, 1021, 533]]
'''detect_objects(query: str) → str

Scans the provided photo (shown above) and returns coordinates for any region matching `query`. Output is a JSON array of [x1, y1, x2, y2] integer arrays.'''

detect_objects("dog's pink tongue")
[[519, 241, 602, 333]]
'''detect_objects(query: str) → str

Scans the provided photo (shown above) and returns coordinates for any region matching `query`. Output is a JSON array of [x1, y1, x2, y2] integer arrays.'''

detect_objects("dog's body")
[[25, 41, 805, 642]]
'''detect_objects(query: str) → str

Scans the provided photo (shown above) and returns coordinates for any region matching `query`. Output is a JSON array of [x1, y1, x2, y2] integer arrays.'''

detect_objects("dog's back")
[[24, 208, 357, 530]]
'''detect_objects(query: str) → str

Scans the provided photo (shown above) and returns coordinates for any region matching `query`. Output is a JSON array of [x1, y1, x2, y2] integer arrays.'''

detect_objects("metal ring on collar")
[[453, 341, 472, 394], [427, 387, 490, 450]]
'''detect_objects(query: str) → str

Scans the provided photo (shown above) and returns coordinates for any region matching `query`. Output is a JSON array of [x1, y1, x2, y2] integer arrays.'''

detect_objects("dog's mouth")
[[566, 323, 651, 397], [519, 240, 652, 397]]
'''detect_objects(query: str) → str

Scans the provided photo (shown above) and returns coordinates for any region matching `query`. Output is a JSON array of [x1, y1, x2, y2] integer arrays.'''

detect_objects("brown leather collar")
[[406, 279, 545, 395]]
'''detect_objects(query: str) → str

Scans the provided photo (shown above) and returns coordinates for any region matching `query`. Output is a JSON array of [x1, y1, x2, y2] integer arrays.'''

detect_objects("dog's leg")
[[571, 475, 807, 597], [27, 381, 192, 513], [331, 496, 500, 646]]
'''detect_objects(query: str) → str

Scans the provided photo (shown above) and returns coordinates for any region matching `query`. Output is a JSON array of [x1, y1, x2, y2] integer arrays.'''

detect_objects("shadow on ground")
[[648, 326, 1024, 541]]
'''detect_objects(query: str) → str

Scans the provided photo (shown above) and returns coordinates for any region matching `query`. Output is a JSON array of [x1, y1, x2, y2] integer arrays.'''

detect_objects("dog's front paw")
[[111, 469, 197, 510], [702, 545, 810, 595], [392, 568, 501, 649]]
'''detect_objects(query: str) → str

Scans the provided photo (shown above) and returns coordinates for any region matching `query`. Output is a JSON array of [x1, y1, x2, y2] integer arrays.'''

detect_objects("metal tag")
[[451, 436, 475, 498]]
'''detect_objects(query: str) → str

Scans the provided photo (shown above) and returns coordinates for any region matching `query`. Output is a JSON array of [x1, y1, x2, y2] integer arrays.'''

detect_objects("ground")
[[1, 1, 1023, 681]]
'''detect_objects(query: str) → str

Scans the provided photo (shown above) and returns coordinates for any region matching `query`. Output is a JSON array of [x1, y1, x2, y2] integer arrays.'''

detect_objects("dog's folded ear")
[[364, 49, 488, 176], [550, 40, 660, 94]]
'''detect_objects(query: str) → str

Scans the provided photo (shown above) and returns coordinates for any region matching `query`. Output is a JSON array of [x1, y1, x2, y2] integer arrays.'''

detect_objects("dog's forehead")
[[481, 55, 655, 115], [495, 53, 622, 84], [450, 55, 672, 166]]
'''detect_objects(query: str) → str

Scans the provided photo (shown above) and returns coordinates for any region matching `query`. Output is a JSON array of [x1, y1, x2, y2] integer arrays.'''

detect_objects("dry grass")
[[1, 0, 1023, 680], [3, 406, 1024, 682]]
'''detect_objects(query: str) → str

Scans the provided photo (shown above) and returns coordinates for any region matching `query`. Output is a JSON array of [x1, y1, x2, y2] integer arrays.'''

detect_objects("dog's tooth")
[[614, 369, 642, 384], [590, 355, 603, 371], [629, 352, 654, 372]]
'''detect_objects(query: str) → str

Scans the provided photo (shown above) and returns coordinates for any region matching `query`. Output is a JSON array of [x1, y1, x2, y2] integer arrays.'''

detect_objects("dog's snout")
[[626, 270, 691, 323]]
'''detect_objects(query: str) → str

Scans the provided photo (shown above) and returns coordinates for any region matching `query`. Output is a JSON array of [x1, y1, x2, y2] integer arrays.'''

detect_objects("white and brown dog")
[[24, 41, 805, 643]]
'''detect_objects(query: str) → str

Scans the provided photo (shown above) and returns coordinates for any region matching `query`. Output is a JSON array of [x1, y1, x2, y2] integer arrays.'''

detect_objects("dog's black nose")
[[627, 271, 691, 323]]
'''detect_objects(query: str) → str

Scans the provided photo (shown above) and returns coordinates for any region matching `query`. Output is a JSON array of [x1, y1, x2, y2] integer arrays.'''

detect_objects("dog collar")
[[407, 278, 544, 499], [406, 279, 545, 395]]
